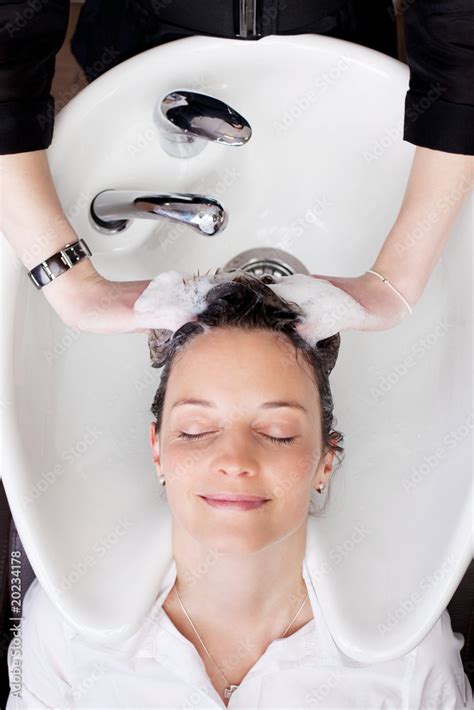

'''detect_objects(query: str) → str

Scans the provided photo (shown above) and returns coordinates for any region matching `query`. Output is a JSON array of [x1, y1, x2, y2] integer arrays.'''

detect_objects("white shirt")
[[6, 556, 473, 709]]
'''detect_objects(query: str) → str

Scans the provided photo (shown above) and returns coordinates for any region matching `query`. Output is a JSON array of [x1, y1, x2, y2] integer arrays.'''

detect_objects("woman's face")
[[150, 327, 334, 553]]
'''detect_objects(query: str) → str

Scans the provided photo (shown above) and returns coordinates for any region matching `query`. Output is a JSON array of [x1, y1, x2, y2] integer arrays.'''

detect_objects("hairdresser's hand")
[[43, 268, 154, 334], [268, 271, 412, 343], [309, 271, 412, 333]]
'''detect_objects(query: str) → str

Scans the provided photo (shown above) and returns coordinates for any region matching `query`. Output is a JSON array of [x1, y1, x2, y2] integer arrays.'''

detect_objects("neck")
[[168, 518, 310, 638]]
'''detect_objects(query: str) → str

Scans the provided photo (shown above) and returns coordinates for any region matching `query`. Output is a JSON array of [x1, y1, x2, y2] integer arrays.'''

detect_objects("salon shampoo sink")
[[1, 34, 472, 662]]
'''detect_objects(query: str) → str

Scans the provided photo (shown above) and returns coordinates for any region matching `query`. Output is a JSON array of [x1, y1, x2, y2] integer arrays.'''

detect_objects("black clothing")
[[69, 0, 398, 76], [0, 0, 472, 155]]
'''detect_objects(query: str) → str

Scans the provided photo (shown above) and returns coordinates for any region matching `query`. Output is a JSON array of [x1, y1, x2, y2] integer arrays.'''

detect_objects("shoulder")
[[407, 608, 473, 709]]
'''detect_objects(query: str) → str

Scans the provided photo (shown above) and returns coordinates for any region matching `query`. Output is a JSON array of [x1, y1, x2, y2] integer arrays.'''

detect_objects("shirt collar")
[[132, 555, 338, 675]]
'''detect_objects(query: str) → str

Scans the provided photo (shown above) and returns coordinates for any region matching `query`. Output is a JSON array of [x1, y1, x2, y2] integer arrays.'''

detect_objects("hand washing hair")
[[148, 272, 345, 515]]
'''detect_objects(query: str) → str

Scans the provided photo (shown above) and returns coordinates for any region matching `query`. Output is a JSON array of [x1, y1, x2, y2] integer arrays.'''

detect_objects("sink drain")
[[222, 248, 309, 281]]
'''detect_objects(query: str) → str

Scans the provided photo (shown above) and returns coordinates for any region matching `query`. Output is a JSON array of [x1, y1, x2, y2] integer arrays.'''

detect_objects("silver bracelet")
[[28, 239, 92, 290], [366, 270, 413, 315]]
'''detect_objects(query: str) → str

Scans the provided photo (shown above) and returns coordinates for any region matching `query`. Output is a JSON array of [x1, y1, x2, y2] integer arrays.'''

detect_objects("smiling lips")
[[198, 493, 270, 511], [201, 493, 269, 502]]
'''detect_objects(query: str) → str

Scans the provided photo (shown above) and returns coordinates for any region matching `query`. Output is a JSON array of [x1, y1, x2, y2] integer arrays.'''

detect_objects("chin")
[[196, 525, 279, 555]]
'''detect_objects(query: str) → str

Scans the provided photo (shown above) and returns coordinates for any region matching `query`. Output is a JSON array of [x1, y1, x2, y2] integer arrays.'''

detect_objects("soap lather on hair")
[[133, 268, 380, 365]]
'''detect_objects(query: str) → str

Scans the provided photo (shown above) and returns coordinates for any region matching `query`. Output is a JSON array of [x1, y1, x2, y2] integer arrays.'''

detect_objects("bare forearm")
[[0, 150, 152, 333], [371, 146, 473, 305], [0, 147, 101, 318], [0, 149, 98, 277]]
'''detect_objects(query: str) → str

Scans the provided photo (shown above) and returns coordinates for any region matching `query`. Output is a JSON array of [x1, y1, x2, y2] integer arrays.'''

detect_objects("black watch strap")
[[28, 239, 92, 290]]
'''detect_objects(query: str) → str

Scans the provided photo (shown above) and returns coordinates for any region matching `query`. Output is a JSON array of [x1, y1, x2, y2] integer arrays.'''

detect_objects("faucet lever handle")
[[156, 90, 252, 157]]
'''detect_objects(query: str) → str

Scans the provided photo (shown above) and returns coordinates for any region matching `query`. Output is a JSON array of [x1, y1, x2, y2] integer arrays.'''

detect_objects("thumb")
[[309, 273, 339, 283]]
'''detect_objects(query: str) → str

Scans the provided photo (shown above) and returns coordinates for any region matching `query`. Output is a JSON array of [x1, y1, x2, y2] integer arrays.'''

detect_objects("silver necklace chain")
[[173, 582, 310, 700]]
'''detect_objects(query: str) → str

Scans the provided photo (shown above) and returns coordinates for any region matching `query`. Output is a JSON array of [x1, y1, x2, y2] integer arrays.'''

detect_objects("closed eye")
[[264, 435, 297, 446], [178, 432, 215, 440], [178, 432, 297, 445]]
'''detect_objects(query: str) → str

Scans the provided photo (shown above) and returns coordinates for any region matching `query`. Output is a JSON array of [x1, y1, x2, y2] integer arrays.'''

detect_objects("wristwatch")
[[28, 239, 92, 290]]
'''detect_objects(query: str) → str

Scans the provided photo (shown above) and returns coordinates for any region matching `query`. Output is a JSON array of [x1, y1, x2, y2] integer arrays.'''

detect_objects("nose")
[[212, 428, 260, 477]]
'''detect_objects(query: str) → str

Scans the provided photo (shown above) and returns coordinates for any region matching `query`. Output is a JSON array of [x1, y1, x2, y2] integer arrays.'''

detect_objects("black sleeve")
[[403, 0, 474, 155], [0, 0, 70, 155]]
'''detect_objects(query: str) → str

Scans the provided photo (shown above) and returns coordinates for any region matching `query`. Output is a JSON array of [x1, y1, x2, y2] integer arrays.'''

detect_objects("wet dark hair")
[[149, 272, 345, 515]]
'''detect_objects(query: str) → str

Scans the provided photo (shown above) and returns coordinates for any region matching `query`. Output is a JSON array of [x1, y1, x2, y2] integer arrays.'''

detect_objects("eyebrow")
[[171, 398, 307, 413]]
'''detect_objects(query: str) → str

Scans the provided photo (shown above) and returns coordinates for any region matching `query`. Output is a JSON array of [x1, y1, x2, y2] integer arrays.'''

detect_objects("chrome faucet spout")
[[89, 190, 227, 236]]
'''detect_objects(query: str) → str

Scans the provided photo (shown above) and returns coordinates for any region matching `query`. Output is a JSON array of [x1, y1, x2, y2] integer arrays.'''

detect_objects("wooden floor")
[[52, 2, 406, 114]]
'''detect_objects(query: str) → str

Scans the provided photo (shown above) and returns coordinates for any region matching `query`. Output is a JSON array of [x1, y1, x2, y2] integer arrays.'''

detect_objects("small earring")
[[159, 475, 166, 486], [316, 482, 327, 494]]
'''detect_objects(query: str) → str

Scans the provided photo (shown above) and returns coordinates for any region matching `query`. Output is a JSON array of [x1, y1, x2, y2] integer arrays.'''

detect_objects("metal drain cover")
[[222, 248, 309, 280]]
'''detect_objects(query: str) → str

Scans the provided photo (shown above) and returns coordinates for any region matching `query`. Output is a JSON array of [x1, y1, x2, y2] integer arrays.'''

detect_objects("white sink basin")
[[1, 33, 472, 662]]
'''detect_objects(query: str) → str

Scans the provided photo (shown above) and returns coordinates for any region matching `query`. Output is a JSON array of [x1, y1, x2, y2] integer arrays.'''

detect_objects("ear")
[[149, 421, 161, 467], [323, 447, 335, 474], [312, 447, 335, 492]]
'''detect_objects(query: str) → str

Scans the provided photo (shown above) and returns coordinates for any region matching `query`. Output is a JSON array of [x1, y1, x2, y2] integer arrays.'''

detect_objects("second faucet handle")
[[155, 90, 252, 158]]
